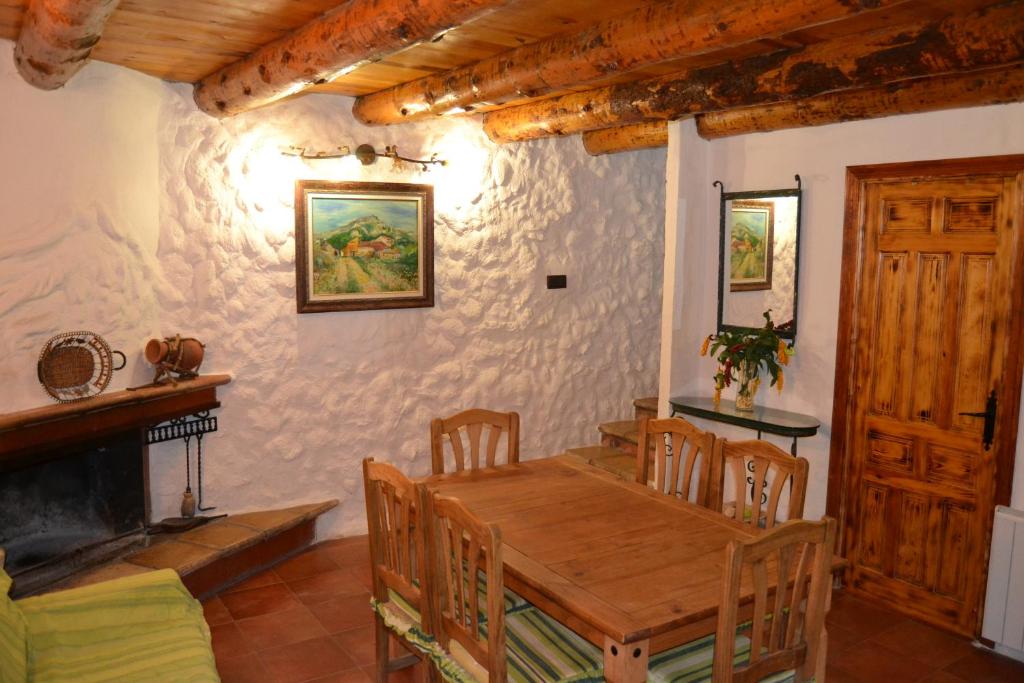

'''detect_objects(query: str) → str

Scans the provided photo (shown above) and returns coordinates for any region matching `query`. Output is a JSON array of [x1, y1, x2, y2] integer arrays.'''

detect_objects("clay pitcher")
[[145, 336, 205, 374]]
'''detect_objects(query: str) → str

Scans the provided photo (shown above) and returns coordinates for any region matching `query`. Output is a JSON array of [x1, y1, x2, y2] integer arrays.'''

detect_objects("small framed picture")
[[728, 200, 774, 292], [294, 180, 434, 313]]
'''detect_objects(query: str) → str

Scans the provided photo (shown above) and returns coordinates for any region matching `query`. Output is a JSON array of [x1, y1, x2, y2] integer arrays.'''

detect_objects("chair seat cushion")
[[370, 590, 437, 657], [16, 569, 217, 683], [432, 607, 604, 683], [646, 632, 797, 683], [1, 569, 28, 683]]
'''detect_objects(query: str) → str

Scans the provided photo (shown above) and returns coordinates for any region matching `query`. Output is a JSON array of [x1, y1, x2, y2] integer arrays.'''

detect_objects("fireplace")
[[0, 375, 230, 596], [0, 430, 147, 594]]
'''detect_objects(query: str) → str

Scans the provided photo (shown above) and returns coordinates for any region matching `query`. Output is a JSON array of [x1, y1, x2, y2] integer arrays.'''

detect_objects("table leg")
[[603, 635, 648, 682]]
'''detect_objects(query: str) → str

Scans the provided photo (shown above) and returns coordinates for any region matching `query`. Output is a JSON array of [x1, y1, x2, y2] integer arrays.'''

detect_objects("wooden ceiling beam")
[[482, 1, 1024, 143], [582, 122, 668, 156], [696, 64, 1024, 139], [14, 0, 120, 90], [352, 0, 910, 126], [193, 0, 509, 118]]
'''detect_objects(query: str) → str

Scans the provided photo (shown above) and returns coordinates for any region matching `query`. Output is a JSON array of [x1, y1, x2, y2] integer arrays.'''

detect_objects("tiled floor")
[[204, 537, 1024, 683]]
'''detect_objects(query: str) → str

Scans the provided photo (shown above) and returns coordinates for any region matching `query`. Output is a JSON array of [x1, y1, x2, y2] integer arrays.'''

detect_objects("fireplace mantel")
[[0, 374, 232, 469]]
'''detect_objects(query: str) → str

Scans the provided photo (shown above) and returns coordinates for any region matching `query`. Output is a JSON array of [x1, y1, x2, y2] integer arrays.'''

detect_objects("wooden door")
[[830, 156, 1024, 637]]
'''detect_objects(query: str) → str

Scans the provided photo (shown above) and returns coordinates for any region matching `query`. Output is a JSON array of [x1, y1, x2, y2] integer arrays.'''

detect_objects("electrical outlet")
[[546, 275, 567, 289]]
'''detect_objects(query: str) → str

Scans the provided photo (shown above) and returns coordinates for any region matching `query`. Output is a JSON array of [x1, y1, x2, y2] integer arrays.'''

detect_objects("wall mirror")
[[715, 175, 801, 340]]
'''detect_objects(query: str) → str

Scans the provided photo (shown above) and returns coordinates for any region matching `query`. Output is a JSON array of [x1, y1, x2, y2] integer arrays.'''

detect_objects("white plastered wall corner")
[[0, 39, 667, 537]]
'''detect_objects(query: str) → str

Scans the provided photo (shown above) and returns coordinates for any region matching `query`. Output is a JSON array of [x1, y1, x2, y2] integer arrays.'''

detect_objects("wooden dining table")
[[421, 454, 839, 683]]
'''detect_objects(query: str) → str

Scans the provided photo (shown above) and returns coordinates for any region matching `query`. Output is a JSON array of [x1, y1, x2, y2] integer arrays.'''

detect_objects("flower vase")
[[735, 363, 759, 412]]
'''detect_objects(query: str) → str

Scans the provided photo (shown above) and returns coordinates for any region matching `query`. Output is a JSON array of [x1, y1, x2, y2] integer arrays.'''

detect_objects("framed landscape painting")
[[295, 180, 434, 313], [728, 199, 774, 292]]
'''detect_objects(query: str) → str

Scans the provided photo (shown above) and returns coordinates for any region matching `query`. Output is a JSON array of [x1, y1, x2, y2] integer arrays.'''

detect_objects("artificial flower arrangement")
[[700, 310, 794, 410]]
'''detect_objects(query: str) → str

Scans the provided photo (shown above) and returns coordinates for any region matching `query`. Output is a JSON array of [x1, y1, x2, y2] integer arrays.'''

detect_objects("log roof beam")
[[193, 0, 509, 118], [352, 0, 911, 126], [481, 1, 1024, 143], [582, 122, 668, 156], [695, 64, 1024, 139], [14, 0, 121, 90]]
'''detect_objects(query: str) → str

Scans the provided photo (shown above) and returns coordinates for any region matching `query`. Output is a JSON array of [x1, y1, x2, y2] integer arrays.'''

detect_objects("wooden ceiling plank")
[[582, 121, 668, 156], [351, 0, 914, 125], [14, 0, 121, 89], [696, 63, 1024, 138], [482, 1, 1024, 142], [192, 0, 512, 118]]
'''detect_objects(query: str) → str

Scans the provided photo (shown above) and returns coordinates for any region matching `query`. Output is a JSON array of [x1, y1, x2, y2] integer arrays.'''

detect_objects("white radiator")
[[982, 505, 1024, 658]]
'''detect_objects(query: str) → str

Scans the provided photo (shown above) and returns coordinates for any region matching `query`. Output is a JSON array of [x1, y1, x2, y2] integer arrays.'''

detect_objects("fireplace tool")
[[146, 411, 224, 534]]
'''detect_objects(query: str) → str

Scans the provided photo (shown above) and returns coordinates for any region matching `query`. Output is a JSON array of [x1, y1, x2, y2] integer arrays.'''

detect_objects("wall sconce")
[[282, 143, 446, 171]]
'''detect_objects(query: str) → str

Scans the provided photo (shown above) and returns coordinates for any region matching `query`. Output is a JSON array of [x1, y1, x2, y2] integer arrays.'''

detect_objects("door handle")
[[959, 389, 997, 451]]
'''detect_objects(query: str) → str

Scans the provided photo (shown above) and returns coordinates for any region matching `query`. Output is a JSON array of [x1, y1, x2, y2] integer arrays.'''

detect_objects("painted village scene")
[[310, 197, 421, 296]]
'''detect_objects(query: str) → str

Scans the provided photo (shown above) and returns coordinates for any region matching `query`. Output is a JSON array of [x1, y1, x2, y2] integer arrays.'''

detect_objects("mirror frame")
[[715, 175, 802, 341]]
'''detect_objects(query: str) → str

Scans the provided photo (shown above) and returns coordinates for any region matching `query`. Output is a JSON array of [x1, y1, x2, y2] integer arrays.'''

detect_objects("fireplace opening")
[[0, 430, 147, 595]]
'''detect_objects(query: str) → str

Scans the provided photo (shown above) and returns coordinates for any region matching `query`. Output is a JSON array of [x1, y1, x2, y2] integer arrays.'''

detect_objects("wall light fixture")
[[281, 143, 446, 171]]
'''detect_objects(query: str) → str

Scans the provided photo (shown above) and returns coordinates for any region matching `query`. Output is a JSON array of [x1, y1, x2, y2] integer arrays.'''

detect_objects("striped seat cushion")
[[16, 569, 218, 682], [1, 569, 28, 683], [646, 632, 798, 683], [369, 590, 438, 657], [432, 607, 604, 683], [462, 564, 532, 619]]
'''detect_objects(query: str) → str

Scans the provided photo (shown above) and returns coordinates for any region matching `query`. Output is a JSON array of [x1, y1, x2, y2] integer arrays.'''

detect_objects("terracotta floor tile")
[[827, 592, 911, 641], [916, 670, 970, 683], [236, 605, 329, 650], [224, 567, 283, 594], [322, 539, 370, 569], [348, 562, 374, 592], [288, 568, 368, 605], [309, 592, 376, 634], [221, 582, 301, 620], [202, 596, 233, 626], [259, 636, 357, 683], [308, 668, 373, 683], [334, 625, 376, 667], [210, 622, 255, 661], [943, 647, 1024, 683], [868, 618, 975, 669], [828, 639, 934, 683], [275, 547, 341, 582], [216, 653, 274, 683]]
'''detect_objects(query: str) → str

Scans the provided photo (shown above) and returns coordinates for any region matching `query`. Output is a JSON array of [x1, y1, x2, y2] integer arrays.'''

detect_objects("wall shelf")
[[0, 375, 232, 469]]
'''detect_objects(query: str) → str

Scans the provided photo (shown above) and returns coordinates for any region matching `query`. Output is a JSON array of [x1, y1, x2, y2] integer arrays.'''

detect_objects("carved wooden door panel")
[[842, 165, 1024, 636]]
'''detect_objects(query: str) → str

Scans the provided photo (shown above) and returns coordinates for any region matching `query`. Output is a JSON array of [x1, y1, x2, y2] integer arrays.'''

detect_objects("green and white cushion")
[[0, 568, 28, 683], [369, 590, 438, 657], [16, 568, 218, 682], [646, 631, 798, 683], [463, 564, 532, 619], [432, 606, 604, 683]]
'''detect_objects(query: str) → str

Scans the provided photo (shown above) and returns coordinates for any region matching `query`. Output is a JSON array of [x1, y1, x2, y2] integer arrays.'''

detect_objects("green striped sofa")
[[1, 566, 218, 683]]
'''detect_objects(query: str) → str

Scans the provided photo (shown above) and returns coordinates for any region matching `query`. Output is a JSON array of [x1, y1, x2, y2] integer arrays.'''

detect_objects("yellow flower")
[[700, 335, 711, 356], [777, 369, 785, 393], [778, 341, 789, 365], [713, 387, 722, 406]]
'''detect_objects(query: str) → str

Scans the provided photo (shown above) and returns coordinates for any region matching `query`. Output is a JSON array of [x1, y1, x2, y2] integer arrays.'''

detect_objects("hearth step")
[[58, 500, 337, 599], [634, 396, 658, 420], [598, 419, 640, 457]]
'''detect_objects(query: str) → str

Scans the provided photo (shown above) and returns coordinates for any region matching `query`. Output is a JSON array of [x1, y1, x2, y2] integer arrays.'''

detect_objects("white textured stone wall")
[[0, 40, 666, 538]]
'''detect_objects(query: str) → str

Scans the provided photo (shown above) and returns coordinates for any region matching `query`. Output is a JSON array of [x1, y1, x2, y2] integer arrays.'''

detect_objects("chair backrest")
[[709, 439, 808, 529], [419, 486, 506, 681], [637, 417, 714, 505], [430, 409, 520, 474], [713, 517, 837, 683], [362, 459, 428, 628]]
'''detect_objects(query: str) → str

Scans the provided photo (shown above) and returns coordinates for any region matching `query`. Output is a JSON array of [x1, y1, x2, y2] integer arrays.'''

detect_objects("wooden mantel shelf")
[[0, 375, 232, 467]]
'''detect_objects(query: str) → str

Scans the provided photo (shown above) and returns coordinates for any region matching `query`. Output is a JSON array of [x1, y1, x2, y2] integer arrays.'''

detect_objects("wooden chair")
[[637, 416, 714, 505], [647, 518, 837, 682], [708, 439, 809, 529], [430, 409, 520, 475], [362, 458, 434, 682], [418, 486, 603, 682]]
